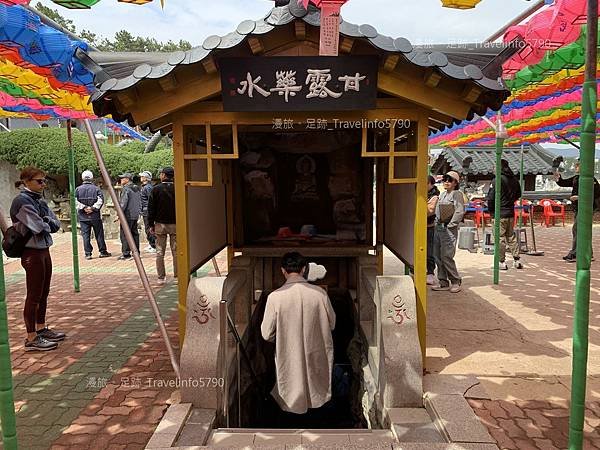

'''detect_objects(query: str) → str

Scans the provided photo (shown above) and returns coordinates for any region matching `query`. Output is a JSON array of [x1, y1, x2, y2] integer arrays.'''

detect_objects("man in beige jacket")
[[261, 252, 336, 416]]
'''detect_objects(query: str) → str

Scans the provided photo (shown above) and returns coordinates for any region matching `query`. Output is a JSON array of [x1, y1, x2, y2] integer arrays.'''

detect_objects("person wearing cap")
[[486, 159, 523, 270], [432, 170, 465, 293], [75, 170, 111, 260], [555, 159, 599, 262], [148, 167, 176, 283], [139, 170, 156, 254], [117, 173, 142, 261]]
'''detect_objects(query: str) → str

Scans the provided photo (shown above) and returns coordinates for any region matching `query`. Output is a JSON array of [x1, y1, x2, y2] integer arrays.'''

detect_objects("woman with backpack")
[[9, 167, 66, 351]]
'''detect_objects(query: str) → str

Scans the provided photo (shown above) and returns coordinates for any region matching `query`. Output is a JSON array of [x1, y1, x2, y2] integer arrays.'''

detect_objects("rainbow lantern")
[[51, 0, 101, 8], [0, 4, 40, 48], [440, 0, 481, 9]]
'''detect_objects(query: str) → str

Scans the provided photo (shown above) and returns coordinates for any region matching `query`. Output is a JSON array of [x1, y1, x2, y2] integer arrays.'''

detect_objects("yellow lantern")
[[441, 0, 482, 9], [118, 0, 153, 4]]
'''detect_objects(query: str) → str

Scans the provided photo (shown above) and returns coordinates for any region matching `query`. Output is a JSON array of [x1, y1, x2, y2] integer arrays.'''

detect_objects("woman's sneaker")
[[432, 283, 450, 291], [513, 260, 524, 269], [426, 274, 437, 285], [37, 327, 66, 342], [450, 283, 462, 293], [25, 335, 58, 351], [498, 261, 508, 270]]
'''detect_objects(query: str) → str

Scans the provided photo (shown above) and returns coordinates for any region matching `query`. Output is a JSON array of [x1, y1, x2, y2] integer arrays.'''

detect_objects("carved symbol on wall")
[[387, 294, 411, 325], [192, 294, 216, 325]]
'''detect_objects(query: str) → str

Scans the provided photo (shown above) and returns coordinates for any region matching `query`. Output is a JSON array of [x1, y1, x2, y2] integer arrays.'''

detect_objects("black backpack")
[[2, 226, 31, 258], [594, 179, 600, 211]]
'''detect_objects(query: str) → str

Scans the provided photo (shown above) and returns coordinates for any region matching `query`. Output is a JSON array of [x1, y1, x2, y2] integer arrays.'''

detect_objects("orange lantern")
[[441, 0, 481, 9]]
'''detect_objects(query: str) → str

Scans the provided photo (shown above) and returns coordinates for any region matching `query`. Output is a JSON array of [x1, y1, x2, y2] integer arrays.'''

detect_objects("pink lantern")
[[555, 0, 592, 26], [526, 8, 580, 51], [0, 1, 31, 4], [297, 0, 349, 7]]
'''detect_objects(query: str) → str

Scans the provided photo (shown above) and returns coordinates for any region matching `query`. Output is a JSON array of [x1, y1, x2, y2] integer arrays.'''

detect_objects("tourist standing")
[[432, 171, 465, 293], [427, 175, 440, 285], [10, 167, 66, 351], [148, 167, 176, 283], [117, 173, 141, 261], [556, 159, 599, 262], [75, 170, 111, 260], [139, 170, 156, 253], [486, 159, 523, 270]]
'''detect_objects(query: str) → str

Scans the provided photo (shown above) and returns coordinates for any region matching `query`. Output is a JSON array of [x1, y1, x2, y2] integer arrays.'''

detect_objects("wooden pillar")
[[173, 119, 191, 346], [414, 113, 429, 364]]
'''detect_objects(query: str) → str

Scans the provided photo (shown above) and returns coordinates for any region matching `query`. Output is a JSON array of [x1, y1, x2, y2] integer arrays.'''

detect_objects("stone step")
[[207, 428, 396, 448]]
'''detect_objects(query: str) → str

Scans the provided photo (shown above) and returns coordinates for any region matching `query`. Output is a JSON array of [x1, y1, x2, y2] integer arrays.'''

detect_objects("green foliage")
[[0, 128, 172, 179], [34, 3, 192, 52]]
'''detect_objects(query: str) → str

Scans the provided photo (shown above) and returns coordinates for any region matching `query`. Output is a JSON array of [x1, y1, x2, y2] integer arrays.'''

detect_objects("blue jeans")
[[80, 220, 107, 256]]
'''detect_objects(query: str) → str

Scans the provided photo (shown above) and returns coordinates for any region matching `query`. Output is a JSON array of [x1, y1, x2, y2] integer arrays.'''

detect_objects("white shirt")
[[261, 274, 336, 414]]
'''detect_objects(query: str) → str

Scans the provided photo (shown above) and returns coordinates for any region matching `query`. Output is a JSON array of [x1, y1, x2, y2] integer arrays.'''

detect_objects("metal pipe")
[[212, 257, 221, 277], [484, 0, 546, 43], [569, 0, 597, 447], [82, 119, 180, 379], [220, 300, 229, 427], [67, 121, 80, 293], [0, 230, 17, 449]]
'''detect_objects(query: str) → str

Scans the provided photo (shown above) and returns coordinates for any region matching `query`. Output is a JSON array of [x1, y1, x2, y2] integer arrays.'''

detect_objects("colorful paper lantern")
[[22, 26, 70, 67], [117, 0, 153, 4], [0, 4, 40, 47], [440, 0, 481, 9], [50, 0, 101, 9]]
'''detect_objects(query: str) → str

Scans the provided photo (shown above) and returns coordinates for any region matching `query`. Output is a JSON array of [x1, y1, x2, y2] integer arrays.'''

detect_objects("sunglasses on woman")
[[32, 178, 48, 185], [442, 176, 455, 183]]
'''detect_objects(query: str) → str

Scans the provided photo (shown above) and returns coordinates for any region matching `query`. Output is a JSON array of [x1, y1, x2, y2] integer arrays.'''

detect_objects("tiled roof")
[[431, 144, 561, 177], [81, 0, 510, 129]]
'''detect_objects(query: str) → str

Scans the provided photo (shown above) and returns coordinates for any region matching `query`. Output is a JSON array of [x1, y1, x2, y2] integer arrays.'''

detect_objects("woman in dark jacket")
[[10, 167, 66, 351]]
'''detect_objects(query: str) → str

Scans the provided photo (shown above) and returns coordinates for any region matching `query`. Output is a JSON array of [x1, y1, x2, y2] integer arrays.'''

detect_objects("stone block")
[[180, 277, 226, 408], [392, 422, 445, 443], [376, 276, 423, 408], [155, 403, 191, 435], [176, 423, 213, 447], [386, 408, 431, 425], [426, 394, 496, 444]]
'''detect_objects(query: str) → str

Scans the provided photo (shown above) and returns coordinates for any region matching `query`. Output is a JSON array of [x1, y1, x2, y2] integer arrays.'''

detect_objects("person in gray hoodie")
[[117, 173, 142, 260], [10, 167, 66, 351]]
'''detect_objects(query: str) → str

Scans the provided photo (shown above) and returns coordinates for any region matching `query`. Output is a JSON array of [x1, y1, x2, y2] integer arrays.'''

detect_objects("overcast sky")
[[37, 0, 537, 47]]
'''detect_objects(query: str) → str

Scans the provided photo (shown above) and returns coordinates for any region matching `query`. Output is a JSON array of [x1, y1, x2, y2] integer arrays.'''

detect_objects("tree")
[[34, 2, 192, 52]]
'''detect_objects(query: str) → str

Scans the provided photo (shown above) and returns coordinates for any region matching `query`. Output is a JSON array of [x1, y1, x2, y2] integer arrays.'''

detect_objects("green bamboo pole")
[[0, 234, 18, 449], [519, 144, 524, 228], [493, 115, 506, 285], [67, 121, 80, 293], [568, 0, 597, 447]]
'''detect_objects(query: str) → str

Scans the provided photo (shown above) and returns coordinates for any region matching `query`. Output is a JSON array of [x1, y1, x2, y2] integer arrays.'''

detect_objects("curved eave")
[[87, 2, 510, 134]]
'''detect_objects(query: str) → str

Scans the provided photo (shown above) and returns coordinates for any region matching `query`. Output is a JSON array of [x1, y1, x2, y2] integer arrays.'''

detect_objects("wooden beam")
[[378, 70, 471, 120], [340, 37, 354, 54], [202, 56, 217, 75], [424, 69, 442, 88], [159, 74, 178, 93], [127, 72, 222, 125], [248, 37, 264, 55], [428, 110, 454, 127], [383, 55, 400, 72], [461, 84, 483, 103], [147, 114, 174, 132], [295, 21, 306, 40]]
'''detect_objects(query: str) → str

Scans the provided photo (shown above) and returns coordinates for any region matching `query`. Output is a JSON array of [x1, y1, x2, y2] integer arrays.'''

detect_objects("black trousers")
[[427, 226, 435, 275], [120, 219, 140, 256], [142, 215, 156, 248], [21, 248, 52, 333], [80, 219, 107, 255]]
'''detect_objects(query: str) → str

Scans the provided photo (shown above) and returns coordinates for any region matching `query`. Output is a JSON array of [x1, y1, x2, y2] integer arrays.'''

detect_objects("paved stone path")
[[427, 224, 600, 450], [1, 234, 222, 449]]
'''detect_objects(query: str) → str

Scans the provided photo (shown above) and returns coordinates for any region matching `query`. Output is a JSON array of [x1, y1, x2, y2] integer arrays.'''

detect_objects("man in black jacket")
[[148, 167, 176, 284], [487, 159, 523, 270], [556, 160, 598, 262]]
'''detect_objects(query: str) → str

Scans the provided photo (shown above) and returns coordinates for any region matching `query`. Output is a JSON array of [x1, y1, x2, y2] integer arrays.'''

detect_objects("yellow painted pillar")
[[414, 113, 429, 365], [173, 120, 191, 347]]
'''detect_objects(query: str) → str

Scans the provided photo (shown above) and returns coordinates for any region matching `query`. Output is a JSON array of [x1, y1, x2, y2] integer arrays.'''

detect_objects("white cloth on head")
[[261, 274, 336, 414]]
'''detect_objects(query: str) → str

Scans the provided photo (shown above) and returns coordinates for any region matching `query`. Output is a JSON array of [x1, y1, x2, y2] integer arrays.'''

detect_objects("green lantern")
[[51, 0, 101, 9]]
